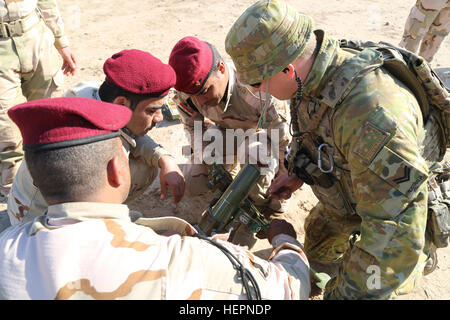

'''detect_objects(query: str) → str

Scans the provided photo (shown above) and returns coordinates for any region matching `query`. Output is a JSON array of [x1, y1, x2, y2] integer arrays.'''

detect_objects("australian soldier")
[[225, 0, 448, 299]]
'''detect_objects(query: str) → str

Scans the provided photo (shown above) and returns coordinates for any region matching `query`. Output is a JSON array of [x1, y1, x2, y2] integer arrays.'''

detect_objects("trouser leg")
[[418, 5, 450, 61], [399, 0, 446, 53], [0, 39, 26, 197]]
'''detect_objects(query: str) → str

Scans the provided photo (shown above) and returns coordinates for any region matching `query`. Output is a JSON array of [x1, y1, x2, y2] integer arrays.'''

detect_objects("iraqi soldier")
[[7, 49, 185, 227], [0, 0, 77, 198], [225, 0, 446, 299], [0, 97, 310, 300], [399, 0, 450, 62], [168, 36, 292, 225]]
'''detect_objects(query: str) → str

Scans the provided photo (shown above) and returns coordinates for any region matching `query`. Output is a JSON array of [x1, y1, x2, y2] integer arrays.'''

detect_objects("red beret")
[[103, 49, 176, 97], [169, 36, 214, 94], [8, 97, 132, 152]]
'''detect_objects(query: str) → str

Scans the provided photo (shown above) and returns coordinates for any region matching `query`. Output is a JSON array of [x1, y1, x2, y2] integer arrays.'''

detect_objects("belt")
[[0, 9, 41, 38]]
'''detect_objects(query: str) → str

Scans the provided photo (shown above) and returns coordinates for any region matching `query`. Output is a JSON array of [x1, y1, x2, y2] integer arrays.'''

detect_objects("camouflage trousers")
[[304, 202, 431, 298], [0, 20, 63, 196], [399, 0, 450, 62]]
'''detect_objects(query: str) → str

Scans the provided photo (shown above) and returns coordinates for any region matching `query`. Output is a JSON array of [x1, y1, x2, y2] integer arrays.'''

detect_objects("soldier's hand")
[[159, 156, 185, 203], [267, 219, 297, 244], [57, 47, 77, 76], [268, 172, 303, 200]]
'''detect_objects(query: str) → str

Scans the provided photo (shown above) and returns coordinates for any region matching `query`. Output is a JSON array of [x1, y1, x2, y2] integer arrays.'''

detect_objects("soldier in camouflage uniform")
[[7, 50, 185, 227], [0, 0, 77, 197], [399, 0, 450, 62], [225, 0, 445, 299], [168, 36, 291, 218], [0, 97, 311, 300]]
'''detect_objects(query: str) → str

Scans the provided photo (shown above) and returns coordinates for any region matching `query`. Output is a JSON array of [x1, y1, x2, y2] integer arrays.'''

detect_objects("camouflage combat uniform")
[[175, 62, 291, 212], [399, 0, 450, 62], [7, 81, 172, 226], [0, 201, 310, 299], [225, 0, 445, 299], [0, 0, 68, 196]]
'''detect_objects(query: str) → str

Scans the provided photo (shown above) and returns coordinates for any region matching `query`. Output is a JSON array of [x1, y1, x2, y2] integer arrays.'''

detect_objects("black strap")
[[193, 233, 262, 300]]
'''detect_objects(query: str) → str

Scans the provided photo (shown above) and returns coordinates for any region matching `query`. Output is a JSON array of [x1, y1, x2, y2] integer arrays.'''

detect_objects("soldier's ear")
[[106, 150, 129, 190], [112, 96, 131, 108], [282, 64, 295, 78], [217, 61, 226, 74]]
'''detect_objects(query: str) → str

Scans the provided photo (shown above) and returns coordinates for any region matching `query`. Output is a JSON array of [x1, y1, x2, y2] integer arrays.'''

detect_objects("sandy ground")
[[4, 0, 449, 300]]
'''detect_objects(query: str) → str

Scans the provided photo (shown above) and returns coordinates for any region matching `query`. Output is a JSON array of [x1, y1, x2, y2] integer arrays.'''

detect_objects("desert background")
[[7, 0, 450, 299]]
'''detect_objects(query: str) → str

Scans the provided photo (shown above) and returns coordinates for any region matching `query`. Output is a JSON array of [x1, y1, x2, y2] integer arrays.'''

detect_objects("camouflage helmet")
[[225, 0, 313, 85]]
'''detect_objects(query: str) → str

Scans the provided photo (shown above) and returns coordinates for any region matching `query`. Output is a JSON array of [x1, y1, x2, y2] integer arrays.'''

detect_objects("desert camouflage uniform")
[[0, 201, 310, 299], [0, 0, 68, 196], [399, 0, 450, 62], [225, 0, 444, 299], [174, 62, 291, 212], [6, 82, 172, 226]]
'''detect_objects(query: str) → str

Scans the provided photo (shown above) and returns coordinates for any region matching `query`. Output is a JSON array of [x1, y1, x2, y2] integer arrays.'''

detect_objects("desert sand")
[[12, 0, 450, 299]]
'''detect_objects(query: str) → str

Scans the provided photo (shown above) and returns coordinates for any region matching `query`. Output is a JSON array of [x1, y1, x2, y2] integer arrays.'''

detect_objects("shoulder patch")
[[352, 122, 391, 164], [369, 145, 428, 197]]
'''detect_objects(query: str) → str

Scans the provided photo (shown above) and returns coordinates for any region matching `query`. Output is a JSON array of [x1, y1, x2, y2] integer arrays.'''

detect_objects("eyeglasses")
[[249, 82, 261, 88]]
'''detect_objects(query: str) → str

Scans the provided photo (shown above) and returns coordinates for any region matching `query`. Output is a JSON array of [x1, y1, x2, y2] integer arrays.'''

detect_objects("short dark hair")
[[209, 44, 224, 75], [98, 80, 163, 110], [25, 138, 119, 203]]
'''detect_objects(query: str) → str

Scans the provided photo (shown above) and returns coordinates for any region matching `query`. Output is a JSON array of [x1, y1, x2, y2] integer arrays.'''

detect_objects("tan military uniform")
[[175, 62, 291, 212], [399, 0, 450, 62], [7, 82, 172, 226], [0, 201, 310, 299], [0, 0, 68, 196]]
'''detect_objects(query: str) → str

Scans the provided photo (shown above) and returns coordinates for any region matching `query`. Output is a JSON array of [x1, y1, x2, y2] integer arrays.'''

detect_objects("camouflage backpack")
[[335, 40, 450, 248], [339, 40, 450, 155]]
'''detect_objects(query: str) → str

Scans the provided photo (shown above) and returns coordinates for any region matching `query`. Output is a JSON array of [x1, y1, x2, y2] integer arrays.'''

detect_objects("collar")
[[120, 128, 137, 148], [93, 87, 101, 101], [46, 202, 130, 223], [302, 30, 340, 98], [222, 61, 236, 113]]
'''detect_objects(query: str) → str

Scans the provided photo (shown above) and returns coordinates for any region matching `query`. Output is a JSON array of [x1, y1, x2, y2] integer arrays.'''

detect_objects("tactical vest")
[[287, 40, 450, 246]]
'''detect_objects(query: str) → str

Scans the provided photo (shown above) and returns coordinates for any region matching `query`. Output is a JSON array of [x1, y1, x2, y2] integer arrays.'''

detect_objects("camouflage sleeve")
[[165, 233, 310, 299], [325, 70, 429, 299], [265, 96, 291, 172], [131, 135, 173, 169], [37, 0, 69, 49]]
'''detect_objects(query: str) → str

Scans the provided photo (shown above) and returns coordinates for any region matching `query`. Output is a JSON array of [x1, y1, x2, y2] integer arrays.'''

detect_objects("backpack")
[[339, 40, 450, 160], [336, 40, 450, 248]]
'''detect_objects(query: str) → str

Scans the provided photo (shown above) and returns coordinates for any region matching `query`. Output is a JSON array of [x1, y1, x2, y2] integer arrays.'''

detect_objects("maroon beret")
[[8, 97, 132, 152], [169, 36, 214, 94], [103, 49, 176, 97]]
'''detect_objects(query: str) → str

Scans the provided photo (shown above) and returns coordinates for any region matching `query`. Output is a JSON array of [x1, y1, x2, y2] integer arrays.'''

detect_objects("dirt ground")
[[7, 0, 450, 300]]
